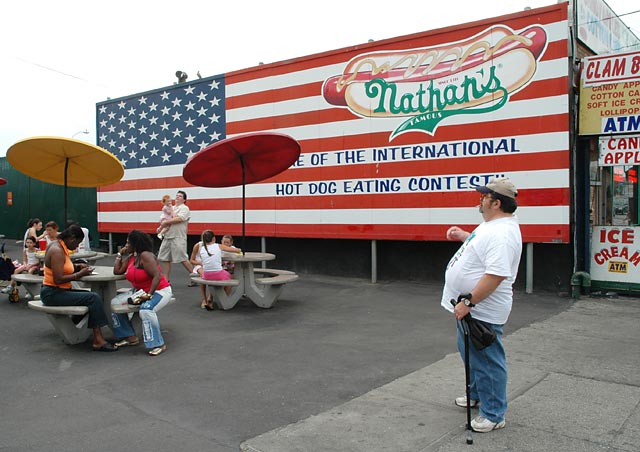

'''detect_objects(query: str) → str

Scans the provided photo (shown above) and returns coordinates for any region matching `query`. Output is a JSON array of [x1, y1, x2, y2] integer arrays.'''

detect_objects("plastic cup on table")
[[39, 239, 47, 251]]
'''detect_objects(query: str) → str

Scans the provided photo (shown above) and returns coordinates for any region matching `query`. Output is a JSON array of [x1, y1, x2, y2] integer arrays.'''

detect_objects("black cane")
[[462, 317, 474, 445], [451, 299, 473, 445]]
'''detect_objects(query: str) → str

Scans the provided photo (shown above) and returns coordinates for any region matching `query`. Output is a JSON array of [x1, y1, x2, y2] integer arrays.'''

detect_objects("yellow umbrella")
[[7, 136, 124, 224]]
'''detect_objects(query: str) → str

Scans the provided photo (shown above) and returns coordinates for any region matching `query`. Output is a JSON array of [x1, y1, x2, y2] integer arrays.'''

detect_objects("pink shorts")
[[203, 269, 231, 281]]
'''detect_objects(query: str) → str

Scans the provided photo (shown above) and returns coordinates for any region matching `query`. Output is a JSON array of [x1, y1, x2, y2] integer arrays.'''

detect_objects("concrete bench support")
[[189, 277, 240, 310], [111, 296, 176, 315], [27, 300, 92, 345], [252, 274, 299, 308], [11, 273, 43, 300]]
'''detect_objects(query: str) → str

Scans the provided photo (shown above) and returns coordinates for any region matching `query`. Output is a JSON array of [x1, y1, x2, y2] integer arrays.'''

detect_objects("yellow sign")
[[607, 261, 628, 273], [579, 52, 640, 136]]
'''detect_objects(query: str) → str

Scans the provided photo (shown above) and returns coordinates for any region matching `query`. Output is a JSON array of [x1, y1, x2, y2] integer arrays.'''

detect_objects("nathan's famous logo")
[[322, 25, 548, 139]]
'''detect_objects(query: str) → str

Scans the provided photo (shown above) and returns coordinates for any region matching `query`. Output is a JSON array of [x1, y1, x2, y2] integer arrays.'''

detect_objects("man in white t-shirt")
[[158, 190, 194, 283], [441, 177, 522, 433]]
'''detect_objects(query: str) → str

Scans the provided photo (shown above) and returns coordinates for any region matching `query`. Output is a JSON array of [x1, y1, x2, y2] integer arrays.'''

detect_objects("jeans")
[[457, 320, 506, 423], [40, 285, 109, 329], [111, 287, 172, 349]]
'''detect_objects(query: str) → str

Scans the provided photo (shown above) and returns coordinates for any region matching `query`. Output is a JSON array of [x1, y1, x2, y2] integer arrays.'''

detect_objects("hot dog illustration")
[[322, 25, 547, 121]]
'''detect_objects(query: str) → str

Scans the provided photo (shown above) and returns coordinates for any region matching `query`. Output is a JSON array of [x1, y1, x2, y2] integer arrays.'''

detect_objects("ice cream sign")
[[322, 24, 548, 138], [591, 226, 640, 283]]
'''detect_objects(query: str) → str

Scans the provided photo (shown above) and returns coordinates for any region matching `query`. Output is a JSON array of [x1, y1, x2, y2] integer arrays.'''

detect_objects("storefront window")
[[591, 161, 638, 226]]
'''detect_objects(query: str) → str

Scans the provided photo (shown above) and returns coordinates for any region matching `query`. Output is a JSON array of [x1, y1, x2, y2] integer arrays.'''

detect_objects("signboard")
[[579, 51, 640, 135], [577, 0, 640, 54], [97, 4, 570, 243], [591, 226, 640, 283], [598, 134, 640, 165]]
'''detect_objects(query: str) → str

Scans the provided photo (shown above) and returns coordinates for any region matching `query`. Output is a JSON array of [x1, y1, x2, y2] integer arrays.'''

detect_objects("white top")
[[163, 203, 189, 240], [77, 227, 91, 252], [441, 215, 522, 324], [25, 249, 39, 265], [198, 242, 223, 272]]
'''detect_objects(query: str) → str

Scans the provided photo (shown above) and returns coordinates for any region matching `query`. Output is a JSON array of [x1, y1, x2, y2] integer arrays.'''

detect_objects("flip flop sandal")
[[93, 342, 119, 352], [148, 345, 166, 356], [115, 338, 140, 347]]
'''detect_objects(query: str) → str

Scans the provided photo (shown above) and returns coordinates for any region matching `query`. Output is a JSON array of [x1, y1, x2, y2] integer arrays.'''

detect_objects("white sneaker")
[[1, 286, 13, 294], [454, 396, 479, 408], [471, 415, 505, 432], [25, 293, 32, 300]]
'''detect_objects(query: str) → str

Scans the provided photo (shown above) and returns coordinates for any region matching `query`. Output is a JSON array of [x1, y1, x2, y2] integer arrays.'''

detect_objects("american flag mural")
[[97, 3, 570, 243]]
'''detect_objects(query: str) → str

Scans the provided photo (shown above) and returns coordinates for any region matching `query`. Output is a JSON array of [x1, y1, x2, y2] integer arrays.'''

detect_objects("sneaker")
[[1, 285, 13, 294], [455, 396, 479, 408], [471, 415, 505, 432]]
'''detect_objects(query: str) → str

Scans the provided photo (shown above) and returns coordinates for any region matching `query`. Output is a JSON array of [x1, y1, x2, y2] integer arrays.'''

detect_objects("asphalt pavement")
[[0, 238, 637, 452]]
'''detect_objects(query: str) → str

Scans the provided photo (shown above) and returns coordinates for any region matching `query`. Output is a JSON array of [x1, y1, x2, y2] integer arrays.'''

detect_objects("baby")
[[156, 195, 175, 239]]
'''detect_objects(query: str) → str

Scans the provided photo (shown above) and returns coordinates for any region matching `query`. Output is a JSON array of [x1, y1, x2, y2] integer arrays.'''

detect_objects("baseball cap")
[[476, 177, 518, 199]]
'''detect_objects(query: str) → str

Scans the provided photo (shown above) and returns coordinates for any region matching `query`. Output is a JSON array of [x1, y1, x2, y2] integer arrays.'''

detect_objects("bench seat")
[[255, 274, 299, 285], [190, 277, 240, 310], [253, 268, 296, 276], [189, 277, 239, 287], [27, 299, 91, 345], [112, 296, 176, 314], [12, 273, 44, 300]]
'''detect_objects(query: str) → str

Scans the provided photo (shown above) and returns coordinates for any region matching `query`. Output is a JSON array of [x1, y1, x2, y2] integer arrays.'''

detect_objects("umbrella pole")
[[241, 156, 246, 254], [64, 157, 69, 226]]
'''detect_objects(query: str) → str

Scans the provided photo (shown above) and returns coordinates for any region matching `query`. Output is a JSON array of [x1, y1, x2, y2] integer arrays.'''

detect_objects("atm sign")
[[608, 261, 628, 273]]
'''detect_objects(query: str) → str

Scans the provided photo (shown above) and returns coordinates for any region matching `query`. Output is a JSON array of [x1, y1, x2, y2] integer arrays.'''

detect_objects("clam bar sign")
[[591, 226, 640, 283]]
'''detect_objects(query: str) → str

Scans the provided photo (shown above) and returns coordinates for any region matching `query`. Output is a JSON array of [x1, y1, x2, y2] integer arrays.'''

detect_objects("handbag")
[[464, 316, 497, 351]]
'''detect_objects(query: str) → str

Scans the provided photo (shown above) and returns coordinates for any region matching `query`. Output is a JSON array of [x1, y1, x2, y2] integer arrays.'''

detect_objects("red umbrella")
[[0, 178, 6, 185], [183, 132, 301, 249]]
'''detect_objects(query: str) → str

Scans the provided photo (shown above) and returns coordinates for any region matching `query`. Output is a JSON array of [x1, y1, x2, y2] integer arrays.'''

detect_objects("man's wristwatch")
[[460, 294, 475, 308]]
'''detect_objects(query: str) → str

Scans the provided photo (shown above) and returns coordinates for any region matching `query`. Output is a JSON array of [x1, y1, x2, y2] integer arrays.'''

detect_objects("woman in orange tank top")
[[40, 225, 117, 352]]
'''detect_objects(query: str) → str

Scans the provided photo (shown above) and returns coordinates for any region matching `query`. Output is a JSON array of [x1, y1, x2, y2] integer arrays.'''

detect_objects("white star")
[[185, 134, 196, 143], [128, 120, 136, 129], [209, 113, 220, 123], [100, 119, 107, 127], [172, 111, 182, 121], [99, 105, 107, 114], [173, 143, 183, 153], [149, 102, 158, 111], [184, 86, 195, 95], [99, 133, 107, 141], [185, 117, 195, 127], [109, 139, 116, 148], [108, 125, 116, 133], [161, 106, 171, 115], [149, 132, 158, 141], [118, 101, 126, 109], [108, 112, 116, 120], [161, 153, 171, 162], [138, 125, 147, 134], [171, 97, 182, 107], [160, 91, 170, 100], [119, 144, 127, 153], [185, 101, 196, 111], [197, 92, 207, 102], [172, 127, 183, 137], [149, 147, 159, 156], [128, 150, 138, 159], [197, 140, 209, 149], [128, 107, 136, 116], [160, 122, 170, 131], [118, 130, 126, 138], [128, 136, 137, 144], [118, 115, 126, 124], [139, 156, 149, 165], [149, 116, 158, 125], [197, 124, 208, 134], [161, 137, 171, 146], [209, 97, 220, 107], [196, 106, 207, 116], [139, 110, 148, 120], [186, 150, 197, 159], [209, 80, 220, 90], [138, 96, 147, 104], [209, 131, 221, 141], [139, 140, 148, 150], [120, 157, 128, 166]]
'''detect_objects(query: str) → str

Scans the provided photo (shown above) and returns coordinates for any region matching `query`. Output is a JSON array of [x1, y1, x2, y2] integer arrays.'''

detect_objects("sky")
[[1, 0, 639, 157]]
